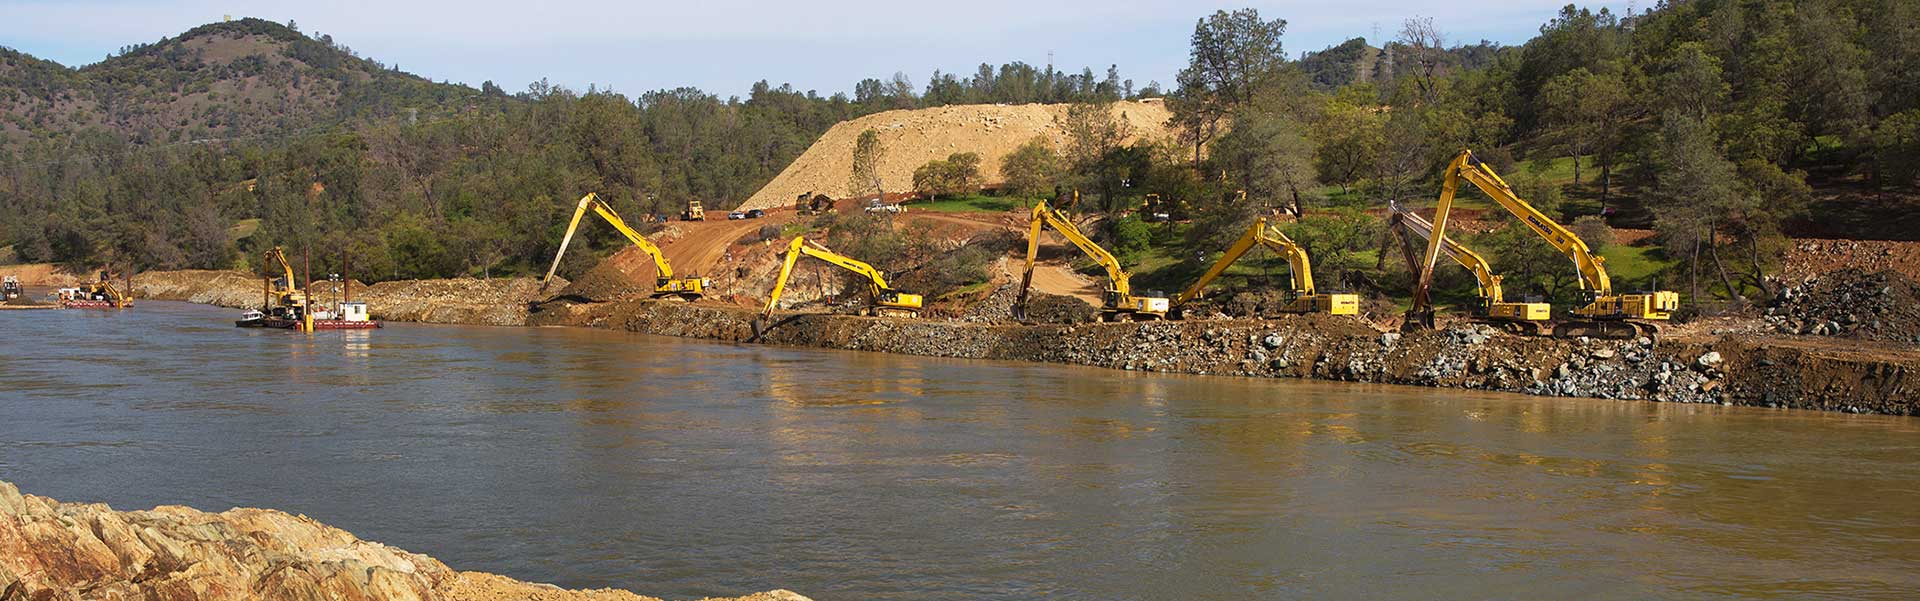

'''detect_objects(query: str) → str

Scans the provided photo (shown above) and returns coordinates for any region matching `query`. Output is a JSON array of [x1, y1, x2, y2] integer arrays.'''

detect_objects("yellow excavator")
[[1418, 149, 1679, 338], [1390, 202, 1550, 334], [261, 247, 306, 314], [1173, 217, 1357, 317], [70, 270, 132, 308], [1015, 199, 1170, 322], [543, 193, 709, 300], [762, 237, 922, 319]]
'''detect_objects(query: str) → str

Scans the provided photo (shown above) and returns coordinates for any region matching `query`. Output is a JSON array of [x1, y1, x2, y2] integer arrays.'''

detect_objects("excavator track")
[[1551, 320, 1644, 340]]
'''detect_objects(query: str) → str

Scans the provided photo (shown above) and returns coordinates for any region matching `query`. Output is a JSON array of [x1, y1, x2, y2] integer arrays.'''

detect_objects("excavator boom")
[[762, 237, 922, 320], [1015, 200, 1168, 321], [1418, 149, 1677, 335], [1173, 218, 1355, 315], [542, 193, 707, 299], [1390, 203, 1548, 323]]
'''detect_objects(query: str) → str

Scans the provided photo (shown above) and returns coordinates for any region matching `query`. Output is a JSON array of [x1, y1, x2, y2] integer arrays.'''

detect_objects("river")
[[3, 300, 1918, 599]]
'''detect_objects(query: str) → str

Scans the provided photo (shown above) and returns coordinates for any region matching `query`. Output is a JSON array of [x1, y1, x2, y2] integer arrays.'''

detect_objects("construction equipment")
[[1418, 149, 1679, 338], [63, 270, 131, 308], [261, 246, 307, 316], [762, 237, 922, 319], [543, 193, 709, 300], [684, 201, 706, 221], [1173, 217, 1357, 317], [1390, 202, 1550, 334], [1015, 199, 1170, 322], [795, 192, 834, 215]]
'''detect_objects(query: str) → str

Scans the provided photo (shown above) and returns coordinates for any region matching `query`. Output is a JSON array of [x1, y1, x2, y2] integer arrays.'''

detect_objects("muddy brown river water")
[[3, 300, 1919, 599]]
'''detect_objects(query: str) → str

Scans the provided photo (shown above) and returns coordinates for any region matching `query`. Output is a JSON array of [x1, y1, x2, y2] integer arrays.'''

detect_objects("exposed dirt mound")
[[1764, 268, 1920, 343], [740, 100, 1176, 211], [1781, 238, 1920, 284], [554, 247, 656, 303], [0, 479, 806, 601], [959, 281, 1097, 324]]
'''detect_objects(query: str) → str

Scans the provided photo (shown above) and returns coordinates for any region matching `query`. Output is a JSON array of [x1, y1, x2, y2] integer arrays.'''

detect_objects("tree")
[[1210, 110, 1317, 216], [1000, 136, 1061, 199], [1056, 102, 1134, 211], [1312, 96, 1383, 195], [911, 152, 982, 200], [1650, 113, 1745, 306], [849, 128, 885, 199], [1171, 9, 1291, 166], [1538, 67, 1631, 194], [1397, 17, 1448, 105]]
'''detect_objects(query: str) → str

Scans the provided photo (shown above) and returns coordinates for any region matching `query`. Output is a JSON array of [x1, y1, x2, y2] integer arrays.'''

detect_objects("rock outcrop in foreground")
[[0, 480, 806, 601]]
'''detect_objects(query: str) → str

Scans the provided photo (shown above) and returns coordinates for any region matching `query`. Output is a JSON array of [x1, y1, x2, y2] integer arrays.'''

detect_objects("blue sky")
[[2, 0, 1633, 98]]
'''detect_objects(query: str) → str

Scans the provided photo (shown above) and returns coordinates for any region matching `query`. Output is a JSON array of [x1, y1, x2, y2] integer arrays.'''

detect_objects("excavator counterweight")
[[543, 193, 709, 300], [1015, 199, 1168, 322], [762, 237, 922, 319], [1173, 217, 1357, 317]]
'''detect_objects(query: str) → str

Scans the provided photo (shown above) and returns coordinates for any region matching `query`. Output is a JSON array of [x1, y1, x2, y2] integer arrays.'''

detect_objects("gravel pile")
[[1765, 268, 1920, 343]]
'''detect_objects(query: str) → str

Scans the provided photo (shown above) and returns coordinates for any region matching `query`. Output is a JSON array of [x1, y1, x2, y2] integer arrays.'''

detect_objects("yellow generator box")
[[1320, 294, 1360, 315]]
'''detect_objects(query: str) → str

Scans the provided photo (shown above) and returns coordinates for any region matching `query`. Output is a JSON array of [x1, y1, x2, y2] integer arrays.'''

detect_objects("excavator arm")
[[1419, 149, 1675, 334], [763, 237, 921, 320], [1441, 150, 1611, 295], [1015, 200, 1168, 320], [1393, 203, 1504, 304], [1173, 217, 1354, 316], [1174, 218, 1318, 304], [542, 193, 706, 298]]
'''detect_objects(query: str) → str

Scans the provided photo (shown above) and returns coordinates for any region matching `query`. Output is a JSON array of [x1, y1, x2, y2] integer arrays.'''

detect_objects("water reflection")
[[2, 301, 1918, 600]]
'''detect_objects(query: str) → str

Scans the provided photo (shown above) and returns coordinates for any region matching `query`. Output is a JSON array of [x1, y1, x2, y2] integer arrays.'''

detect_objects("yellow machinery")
[[1173, 217, 1358, 316], [684, 201, 706, 221], [762, 237, 922, 319], [261, 247, 306, 314], [1419, 150, 1679, 338], [1015, 199, 1170, 322], [543, 193, 709, 300], [1390, 202, 1550, 334], [69, 271, 131, 308]]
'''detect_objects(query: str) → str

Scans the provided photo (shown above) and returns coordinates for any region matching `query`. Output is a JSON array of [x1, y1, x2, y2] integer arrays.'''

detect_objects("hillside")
[[0, 18, 482, 149], [739, 100, 1176, 211]]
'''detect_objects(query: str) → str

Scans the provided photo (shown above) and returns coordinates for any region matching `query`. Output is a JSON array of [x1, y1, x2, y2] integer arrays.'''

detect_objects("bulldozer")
[[683, 201, 706, 221]]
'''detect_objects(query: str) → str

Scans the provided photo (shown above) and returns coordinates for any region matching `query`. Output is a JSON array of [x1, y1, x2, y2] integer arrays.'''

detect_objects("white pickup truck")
[[864, 199, 904, 214]]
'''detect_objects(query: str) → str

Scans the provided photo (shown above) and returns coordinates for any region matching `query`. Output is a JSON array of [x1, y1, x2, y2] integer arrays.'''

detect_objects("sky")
[[1, 0, 1637, 99]]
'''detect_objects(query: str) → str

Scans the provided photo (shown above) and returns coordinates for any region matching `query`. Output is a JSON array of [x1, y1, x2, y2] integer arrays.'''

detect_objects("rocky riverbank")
[[531, 298, 1920, 415], [100, 268, 1920, 415], [130, 270, 558, 326], [0, 480, 806, 601]]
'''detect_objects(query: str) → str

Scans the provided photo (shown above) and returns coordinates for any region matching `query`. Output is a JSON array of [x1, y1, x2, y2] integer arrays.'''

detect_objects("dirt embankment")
[[130, 270, 559, 326], [0, 480, 806, 601], [738, 100, 1177, 211], [531, 298, 1920, 416]]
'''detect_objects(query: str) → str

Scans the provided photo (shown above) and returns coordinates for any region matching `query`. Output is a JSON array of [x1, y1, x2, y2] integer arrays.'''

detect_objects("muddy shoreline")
[[126, 269, 1917, 415]]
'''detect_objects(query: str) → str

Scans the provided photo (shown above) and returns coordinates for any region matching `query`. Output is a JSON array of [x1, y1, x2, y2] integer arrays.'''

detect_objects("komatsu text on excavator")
[[1015, 199, 1169, 322], [1418, 150, 1679, 338], [762, 237, 922, 319], [1173, 217, 1357, 317], [543, 193, 709, 300], [1391, 202, 1550, 334]]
